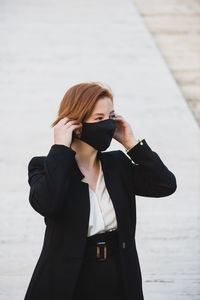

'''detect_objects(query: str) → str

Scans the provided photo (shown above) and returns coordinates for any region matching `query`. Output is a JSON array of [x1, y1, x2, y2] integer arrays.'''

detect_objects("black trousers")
[[72, 230, 126, 300]]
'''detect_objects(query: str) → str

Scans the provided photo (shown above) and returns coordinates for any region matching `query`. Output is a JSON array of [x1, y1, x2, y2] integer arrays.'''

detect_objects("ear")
[[73, 127, 82, 139]]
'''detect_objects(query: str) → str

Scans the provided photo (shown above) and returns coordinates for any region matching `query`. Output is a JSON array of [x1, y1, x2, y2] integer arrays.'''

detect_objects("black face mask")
[[79, 118, 116, 151]]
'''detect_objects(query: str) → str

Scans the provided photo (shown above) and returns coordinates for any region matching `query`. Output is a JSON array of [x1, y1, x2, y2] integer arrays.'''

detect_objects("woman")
[[24, 82, 177, 300]]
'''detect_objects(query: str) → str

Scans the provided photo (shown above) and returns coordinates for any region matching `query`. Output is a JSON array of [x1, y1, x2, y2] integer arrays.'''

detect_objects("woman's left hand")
[[113, 114, 139, 149]]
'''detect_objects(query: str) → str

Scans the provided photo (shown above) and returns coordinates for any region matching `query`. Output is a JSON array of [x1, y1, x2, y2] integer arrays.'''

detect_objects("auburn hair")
[[50, 81, 114, 140]]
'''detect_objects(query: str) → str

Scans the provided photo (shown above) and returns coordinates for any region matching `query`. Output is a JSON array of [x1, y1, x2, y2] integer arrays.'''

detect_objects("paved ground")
[[0, 0, 199, 299], [134, 0, 200, 126]]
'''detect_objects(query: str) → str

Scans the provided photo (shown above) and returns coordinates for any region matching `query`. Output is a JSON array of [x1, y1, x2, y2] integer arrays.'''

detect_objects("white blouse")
[[87, 160, 118, 237]]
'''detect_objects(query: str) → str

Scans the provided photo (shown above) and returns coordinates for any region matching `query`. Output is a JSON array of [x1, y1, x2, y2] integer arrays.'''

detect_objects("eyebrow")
[[92, 110, 115, 116]]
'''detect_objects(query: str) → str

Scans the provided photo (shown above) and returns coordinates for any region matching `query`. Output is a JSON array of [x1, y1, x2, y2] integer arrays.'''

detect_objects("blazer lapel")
[[98, 151, 131, 239], [72, 150, 131, 240]]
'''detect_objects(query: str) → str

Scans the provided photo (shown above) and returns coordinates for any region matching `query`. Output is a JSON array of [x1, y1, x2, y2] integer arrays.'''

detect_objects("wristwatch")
[[125, 139, 143, 153]]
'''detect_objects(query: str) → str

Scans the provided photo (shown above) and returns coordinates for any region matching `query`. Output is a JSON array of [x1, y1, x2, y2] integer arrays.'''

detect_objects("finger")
[[61, 117, 70, 123], [54, 117, 70, 127], [64, 120, 82, 128], [115, 116, 124, 121], [69, 124, 82, 131], [114, 114, 123, 119]]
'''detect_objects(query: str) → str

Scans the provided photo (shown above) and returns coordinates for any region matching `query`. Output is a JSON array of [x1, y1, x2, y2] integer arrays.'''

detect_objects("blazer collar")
[[72, 150, 104, 181]]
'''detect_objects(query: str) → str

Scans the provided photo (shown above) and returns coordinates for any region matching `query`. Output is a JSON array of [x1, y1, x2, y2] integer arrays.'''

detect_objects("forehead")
[[92, 97, 114, 114]]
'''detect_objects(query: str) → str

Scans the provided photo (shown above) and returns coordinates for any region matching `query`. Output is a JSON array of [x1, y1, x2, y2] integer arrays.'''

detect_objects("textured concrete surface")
[[0, 0, 199, 299], [134, 0, 200, 125]]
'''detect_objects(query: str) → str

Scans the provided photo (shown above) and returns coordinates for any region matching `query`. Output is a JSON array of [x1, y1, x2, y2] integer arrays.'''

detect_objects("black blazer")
[[24, 138, 177, 300]]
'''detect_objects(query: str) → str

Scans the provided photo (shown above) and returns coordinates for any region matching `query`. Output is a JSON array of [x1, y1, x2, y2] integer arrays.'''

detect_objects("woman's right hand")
[[53, 117, 82, 147]]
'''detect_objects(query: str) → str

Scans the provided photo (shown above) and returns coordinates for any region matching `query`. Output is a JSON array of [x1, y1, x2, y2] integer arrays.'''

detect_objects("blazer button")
[[122, 242, 126, 249], [138, 139, 143, 145]]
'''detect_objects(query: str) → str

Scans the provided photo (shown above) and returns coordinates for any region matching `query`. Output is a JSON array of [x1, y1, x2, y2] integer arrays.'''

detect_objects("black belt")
[[84, 229, 120, 261]]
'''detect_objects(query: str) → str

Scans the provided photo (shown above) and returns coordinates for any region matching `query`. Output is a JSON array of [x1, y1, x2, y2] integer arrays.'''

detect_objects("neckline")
[[88, 160, 102, 194], [72, 150, 103, 181]]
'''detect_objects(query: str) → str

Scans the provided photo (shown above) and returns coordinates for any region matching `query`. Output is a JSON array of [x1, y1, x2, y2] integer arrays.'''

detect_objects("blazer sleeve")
[[119, 138, 177, 197], [28, 144, 77, 218]]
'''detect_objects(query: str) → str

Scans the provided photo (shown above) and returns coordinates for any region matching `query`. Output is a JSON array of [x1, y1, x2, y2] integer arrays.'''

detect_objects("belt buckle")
[[96, 241, 107, 261]]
